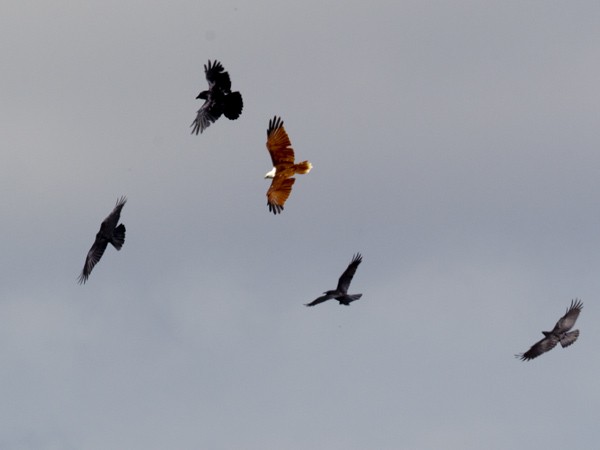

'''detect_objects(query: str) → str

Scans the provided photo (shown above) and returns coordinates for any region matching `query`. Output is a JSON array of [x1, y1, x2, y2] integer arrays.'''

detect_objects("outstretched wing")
[[516, 336, 559, 361], [336, 253, 362, 294], [204, 60, 231, 92], [266, 116, 295, 168], [305, 294, 335, 307], [267, 177, 295, 214], [191, 100, 222, 134], [78, 239, 109, 284], [552, 299, 583, 334], [100, 196, 127, 233]]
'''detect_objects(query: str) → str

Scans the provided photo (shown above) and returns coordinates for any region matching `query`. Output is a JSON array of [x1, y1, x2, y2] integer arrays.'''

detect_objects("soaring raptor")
[[264, 116, 312, 214], [78, 196, 127, 284], [191, 60, 243, 134], [305, 253, 363, 307], [516, 299, 583, 361]]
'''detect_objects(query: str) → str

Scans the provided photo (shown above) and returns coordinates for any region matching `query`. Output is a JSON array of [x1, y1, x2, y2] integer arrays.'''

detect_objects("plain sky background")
[[2, 1, 600, 449]]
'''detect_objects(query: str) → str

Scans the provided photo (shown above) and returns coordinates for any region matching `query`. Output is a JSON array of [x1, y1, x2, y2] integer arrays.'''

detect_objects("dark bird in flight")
[[516, 299, 583, 361], [78, 196, 127, 284], [191, 60, 243, 134], [264, 116, 312, 214], [305, 253, 363, 307]]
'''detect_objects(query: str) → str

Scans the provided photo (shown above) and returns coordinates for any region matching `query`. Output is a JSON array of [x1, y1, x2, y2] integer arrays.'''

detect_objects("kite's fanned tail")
[[294, 161, 312, 175]]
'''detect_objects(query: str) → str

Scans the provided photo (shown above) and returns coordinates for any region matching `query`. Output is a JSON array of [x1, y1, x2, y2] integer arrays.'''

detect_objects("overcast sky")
[[2, 1, 600, 449]]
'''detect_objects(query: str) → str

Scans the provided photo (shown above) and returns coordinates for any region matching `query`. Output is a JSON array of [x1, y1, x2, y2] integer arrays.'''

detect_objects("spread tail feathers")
[[223, 91, 243, 120], [111, 224, 126, 250], [560, 330, 579, 348], [294, 160, 312, 175]]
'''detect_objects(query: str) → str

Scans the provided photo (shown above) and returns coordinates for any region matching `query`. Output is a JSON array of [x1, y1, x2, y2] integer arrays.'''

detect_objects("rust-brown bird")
[[264, 116, 312, 214], [78, 196, 127, 284], [516, 299, 583, 361]]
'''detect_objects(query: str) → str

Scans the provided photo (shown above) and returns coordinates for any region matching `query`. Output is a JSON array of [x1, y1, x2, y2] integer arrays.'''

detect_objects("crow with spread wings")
[[516, 299, 583, 361], [191, 60, 243, 134], [78, 196, 127, 284], [305, 253, 363, 307], [264, 116, 312, 214]]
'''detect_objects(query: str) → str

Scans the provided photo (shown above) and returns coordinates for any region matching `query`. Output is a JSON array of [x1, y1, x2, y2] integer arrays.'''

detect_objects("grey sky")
[[2, 1, 600, 449]]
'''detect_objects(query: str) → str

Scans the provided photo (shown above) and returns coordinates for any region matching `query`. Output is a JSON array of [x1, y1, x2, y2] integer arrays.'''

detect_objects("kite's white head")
[[264, 167, 276, 179]]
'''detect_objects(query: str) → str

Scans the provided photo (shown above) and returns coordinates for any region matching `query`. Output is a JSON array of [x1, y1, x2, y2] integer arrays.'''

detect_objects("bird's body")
[[191, 60, 243, 134], [516, 299, 583, 361], [305, 253, 363, 307], [78, 196, 127, 284], [264, 116, 312, 214]]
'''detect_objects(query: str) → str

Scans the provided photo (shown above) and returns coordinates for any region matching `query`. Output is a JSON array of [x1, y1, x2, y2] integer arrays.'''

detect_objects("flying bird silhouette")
[[264, 116, 312, 214], [78, 196, 127, 284], [191, 60, 243, 134], [305, 253, 363, 307], [516, 299, 583, 361]]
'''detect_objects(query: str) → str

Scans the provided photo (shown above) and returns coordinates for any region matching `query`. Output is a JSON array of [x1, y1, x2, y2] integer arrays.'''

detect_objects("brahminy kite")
[[264, 116, 312, 214]]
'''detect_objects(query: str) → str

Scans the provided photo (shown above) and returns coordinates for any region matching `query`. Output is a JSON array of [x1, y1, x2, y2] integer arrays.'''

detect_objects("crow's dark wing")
[[100, 196, 127, 232], [305, 294, 335, 307], [78, 238, 109, 284], [205, 60, 231, 92], [516, 335, 559, 361], [191, 99, 222, 134], [336, 253, 362, 294], [552, 299, 583, 334]]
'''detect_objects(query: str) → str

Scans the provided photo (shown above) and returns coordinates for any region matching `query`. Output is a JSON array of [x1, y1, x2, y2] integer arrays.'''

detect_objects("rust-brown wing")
[[266, 116, 295, 167], [266, 176, 295, 214]]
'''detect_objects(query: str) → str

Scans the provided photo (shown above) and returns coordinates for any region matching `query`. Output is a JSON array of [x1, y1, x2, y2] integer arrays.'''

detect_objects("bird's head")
[[196, 91, 209, 100], [264, 167, 276, 179]]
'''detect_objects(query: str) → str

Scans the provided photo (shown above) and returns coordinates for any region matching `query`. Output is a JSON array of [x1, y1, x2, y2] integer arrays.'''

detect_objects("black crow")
[[305, 254, 363, 307], [191, 60, 243, 134], [78, 196, 127, 284]]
